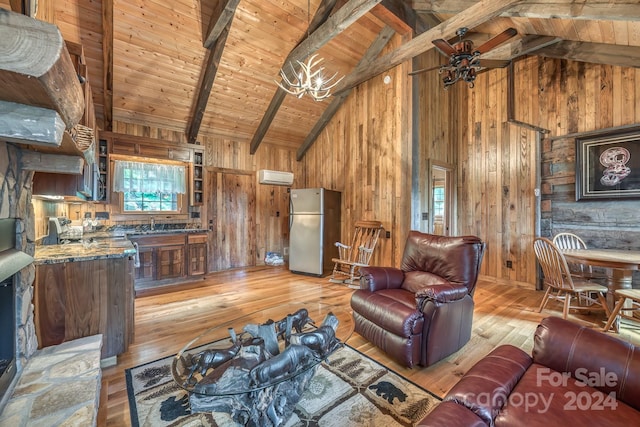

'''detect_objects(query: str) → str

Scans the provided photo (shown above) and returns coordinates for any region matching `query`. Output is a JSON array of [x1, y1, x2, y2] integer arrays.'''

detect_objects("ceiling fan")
[[410, 27, 517, 89]]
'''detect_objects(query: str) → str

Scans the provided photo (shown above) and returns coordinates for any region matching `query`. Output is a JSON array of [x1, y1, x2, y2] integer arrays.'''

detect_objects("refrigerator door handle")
[[289, 198, 293, 230]]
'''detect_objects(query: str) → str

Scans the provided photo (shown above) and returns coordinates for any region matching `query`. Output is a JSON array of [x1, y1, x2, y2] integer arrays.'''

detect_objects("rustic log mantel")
[[0, 9, 84, 129], [0, 9, 94, 171]]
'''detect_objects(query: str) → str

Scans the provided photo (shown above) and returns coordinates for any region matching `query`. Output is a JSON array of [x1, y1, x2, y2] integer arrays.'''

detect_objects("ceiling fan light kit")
[[412, 27, 517, 90]]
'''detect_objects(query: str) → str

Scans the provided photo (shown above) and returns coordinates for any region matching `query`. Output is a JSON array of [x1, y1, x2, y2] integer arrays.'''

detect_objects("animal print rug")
[[126, 344, 441, 426]]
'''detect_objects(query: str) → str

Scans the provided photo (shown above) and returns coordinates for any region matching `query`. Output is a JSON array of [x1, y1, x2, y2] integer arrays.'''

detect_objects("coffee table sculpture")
[[172, 308, 342, 426]]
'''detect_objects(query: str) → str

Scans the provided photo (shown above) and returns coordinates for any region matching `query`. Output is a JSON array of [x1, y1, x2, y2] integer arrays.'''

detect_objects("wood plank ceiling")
[[3, 0, 640, 156]]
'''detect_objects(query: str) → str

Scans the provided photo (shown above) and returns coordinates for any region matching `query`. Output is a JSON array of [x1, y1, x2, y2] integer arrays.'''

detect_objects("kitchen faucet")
[[150, 216, 155, 230]]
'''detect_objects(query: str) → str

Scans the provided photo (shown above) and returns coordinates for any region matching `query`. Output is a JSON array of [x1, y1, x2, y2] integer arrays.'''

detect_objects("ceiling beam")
[[102, 0, 113, 131], [250, 0, 384, 155], [186, 0, 241, 143], [371, 1, 415, 34], [411, 0, 640, 21], [297, 26, 396, 161], [535, 41, 640, 69], [334, 0, 525, 94], [480, 35, 562, 60], [203, 0, 240, 48], [187, 21, 232, 144]]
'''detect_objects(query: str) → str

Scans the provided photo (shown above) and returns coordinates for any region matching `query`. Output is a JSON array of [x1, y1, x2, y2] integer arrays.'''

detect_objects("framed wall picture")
[[576, 128, 640, 200]]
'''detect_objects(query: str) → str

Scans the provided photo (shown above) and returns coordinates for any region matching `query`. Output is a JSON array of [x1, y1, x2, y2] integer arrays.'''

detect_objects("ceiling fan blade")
[[408, 65, 443, 76], [477, 59, 511, 69], [475, 28, 517, 54], [432, 39, 457, 57]]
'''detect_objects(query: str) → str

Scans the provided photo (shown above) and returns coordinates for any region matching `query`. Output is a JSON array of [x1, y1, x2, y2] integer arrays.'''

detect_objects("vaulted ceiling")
[[3, 0, 640, 157]]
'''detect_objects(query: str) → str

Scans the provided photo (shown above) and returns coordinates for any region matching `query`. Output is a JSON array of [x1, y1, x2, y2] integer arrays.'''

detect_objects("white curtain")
[[113, 161, 186, 194]]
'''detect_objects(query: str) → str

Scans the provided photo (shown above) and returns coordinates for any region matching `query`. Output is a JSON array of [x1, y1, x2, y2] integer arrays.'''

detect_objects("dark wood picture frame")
[[576, 128, 640, 201]]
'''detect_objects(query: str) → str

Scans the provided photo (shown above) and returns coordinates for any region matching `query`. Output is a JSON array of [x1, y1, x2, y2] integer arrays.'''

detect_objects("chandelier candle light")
[[276, 0, 343, 101]]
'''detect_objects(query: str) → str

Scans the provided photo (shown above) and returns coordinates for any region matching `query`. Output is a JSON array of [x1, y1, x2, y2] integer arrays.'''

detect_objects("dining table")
[[562, 248, 640, 316]]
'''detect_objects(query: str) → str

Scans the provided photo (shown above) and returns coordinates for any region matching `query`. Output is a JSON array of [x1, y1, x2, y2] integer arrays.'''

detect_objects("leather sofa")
[[350, 231, 485, 368], [419, 317, 640, 426]]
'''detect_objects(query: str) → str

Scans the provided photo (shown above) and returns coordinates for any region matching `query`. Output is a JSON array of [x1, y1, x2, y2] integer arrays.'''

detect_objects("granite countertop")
[[34, 239, 136, 265], [114, 228, 207, 237]]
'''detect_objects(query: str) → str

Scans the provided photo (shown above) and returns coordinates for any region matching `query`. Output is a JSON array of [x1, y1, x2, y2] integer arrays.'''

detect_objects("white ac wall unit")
[[258, 169, 294, 186]]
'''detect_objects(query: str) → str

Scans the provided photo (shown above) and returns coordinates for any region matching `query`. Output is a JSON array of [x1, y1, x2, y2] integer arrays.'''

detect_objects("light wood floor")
[[99, 266, 640, 426]]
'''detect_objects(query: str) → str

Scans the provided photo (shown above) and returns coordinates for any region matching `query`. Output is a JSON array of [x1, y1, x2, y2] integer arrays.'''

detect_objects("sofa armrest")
[[359, 266, 404, 292], [444, 345, 532, 426], [415, 283, 468, 310], [533, 316, 640, 410], [417, 401, 488, 427]]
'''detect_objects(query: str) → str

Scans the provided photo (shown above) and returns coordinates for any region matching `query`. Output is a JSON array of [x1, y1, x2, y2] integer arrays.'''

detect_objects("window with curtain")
[[113, 161, 186, 212]]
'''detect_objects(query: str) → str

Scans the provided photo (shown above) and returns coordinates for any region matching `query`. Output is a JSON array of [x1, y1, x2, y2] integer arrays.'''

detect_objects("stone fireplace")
[[0, 141, 38, 413], [0, 141, 103, 426]]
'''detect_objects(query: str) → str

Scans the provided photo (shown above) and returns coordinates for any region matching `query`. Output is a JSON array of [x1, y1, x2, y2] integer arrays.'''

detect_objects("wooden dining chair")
[[329, 220, 383, 288], [533, 237, 610, 321], [602, 289, 640, 333], [552, 232, 608, 283]]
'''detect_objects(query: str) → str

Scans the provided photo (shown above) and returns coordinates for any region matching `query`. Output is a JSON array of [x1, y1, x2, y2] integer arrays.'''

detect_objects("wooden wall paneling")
[[452, 57, 538, 287], [301, 33, 411, 269], [55, 0, 104, 127]]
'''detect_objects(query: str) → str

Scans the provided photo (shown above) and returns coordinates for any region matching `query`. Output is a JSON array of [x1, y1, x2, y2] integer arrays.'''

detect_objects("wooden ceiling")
[[3, 0, 640, 156]]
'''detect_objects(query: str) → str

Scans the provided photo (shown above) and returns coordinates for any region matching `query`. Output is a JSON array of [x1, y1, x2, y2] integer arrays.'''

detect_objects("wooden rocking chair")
[[329, 220, 383, 289]]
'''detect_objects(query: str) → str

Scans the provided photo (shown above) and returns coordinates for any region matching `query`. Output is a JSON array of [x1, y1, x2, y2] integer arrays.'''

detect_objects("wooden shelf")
[[191, 148, 204, 206], [96, 137, 110, 203]]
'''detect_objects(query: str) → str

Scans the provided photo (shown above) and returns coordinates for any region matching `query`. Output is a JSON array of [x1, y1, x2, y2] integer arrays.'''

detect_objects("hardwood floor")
[[99, 266, 640, 426]]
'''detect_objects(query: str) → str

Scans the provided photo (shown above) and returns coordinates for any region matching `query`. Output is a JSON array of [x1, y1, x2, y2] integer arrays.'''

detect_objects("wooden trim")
[[507, 62, 550, 133], [206, 166, 254, 176], [547, 123, 640, 142], [108, 153, 188, 167]]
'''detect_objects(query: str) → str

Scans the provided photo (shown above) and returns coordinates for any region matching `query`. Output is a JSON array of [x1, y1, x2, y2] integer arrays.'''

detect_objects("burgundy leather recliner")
[[350, 231, 486, 368]]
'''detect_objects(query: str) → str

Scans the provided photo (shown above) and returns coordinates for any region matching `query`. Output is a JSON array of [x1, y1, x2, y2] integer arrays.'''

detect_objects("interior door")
[[428, 161, 456, 236], [206, 169, 256, 272]]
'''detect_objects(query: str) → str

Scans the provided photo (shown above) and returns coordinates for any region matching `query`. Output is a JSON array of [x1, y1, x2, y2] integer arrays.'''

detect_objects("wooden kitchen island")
[[34, 239, 136, 362]]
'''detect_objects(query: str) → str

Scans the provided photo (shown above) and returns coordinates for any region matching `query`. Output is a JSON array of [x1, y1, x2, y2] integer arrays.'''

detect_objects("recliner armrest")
[[444, 345, 532, 425], [359, 266, 404, 292], [533, 316, 640, 410], [416, 283, 469, 310]]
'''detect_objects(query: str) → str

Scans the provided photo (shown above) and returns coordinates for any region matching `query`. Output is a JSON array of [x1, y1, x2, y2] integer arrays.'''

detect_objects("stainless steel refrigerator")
[[289, 188, 341, 276]]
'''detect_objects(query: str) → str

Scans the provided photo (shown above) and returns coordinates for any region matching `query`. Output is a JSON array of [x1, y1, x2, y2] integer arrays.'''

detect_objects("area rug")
[[126, 344, 441, 426]]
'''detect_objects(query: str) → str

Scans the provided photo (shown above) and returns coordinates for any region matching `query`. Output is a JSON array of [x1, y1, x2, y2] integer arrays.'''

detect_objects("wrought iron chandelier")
[[440, 54, 481, 89], [276, 0, 343, 101]]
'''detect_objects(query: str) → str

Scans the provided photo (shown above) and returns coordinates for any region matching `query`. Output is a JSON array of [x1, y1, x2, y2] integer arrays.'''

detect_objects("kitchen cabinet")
[[32, 168, 94, 201], [130, 232, 207, 290], [157, 244, 185, 280], [34, 256, 135, 359], [187, 233, 208, 276], [135, 246, 155, 283]]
